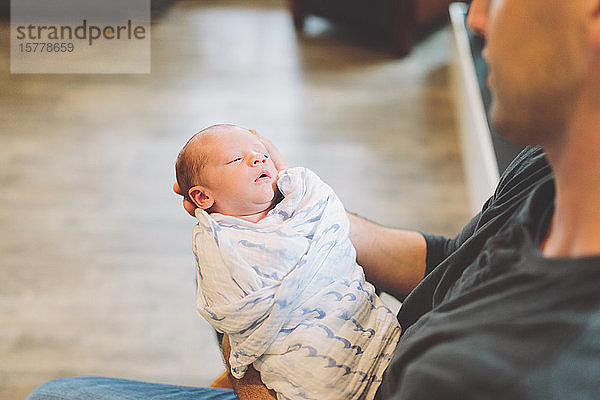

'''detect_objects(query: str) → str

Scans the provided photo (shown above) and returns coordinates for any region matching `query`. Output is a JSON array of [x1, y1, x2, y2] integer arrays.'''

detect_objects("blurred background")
[[1, 0, 471, 397]]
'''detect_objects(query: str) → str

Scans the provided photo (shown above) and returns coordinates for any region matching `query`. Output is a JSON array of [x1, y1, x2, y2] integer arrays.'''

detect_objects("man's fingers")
[[174, 181, 196, 216], [173, 182, 183, 196], [184, 199, 196, 217], [248, 128, 291, 171]]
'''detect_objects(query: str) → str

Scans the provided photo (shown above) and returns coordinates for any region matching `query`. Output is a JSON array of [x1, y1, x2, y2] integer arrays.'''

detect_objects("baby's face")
[[200, 128, 279, 218]]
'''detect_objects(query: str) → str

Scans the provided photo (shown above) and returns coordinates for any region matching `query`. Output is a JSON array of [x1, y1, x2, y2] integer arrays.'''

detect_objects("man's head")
[[467, 0, 600, 147], [175, 124, 279, 218]]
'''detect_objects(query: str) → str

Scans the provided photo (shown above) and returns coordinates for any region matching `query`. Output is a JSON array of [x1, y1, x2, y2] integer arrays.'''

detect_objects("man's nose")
[[466, 0, 490, 37]]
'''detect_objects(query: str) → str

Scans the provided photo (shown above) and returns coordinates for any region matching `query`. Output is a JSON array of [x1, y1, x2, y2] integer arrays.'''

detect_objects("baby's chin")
[[213, 198, 278, 220]]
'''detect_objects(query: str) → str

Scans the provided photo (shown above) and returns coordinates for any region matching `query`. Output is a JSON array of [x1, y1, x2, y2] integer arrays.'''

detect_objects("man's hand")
[[173, 182, 196, 217], [221, 334, 277, 400], [249, 129, 291, 171]]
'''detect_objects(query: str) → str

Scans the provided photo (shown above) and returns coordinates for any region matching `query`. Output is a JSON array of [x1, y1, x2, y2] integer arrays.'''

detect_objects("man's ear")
[[189, 186, 215, 210]]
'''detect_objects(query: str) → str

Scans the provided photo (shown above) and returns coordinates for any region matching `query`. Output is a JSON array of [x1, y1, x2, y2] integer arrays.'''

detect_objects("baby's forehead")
[[193, 130, 261, 161], [204, 130, 261, 149], [193, 131, 228, 149]]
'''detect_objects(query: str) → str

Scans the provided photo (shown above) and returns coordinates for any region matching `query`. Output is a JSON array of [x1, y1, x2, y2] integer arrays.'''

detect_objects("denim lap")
[[26, 376, 238, 400]]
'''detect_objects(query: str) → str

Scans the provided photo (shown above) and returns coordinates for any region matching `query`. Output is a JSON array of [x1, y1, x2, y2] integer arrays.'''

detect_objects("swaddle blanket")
[[193, 167, 401, 400]]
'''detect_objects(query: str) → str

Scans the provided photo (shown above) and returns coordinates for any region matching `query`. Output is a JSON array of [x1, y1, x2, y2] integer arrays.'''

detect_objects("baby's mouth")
[[255, 170, 271, 182]]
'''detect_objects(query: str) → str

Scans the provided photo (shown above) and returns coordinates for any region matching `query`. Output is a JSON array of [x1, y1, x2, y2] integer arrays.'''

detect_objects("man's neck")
[[542, 93, 600, 258]]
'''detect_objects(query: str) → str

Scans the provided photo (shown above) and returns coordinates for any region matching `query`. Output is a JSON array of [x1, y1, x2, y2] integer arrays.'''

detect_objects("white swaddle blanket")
[[193, 167, 401, 400]]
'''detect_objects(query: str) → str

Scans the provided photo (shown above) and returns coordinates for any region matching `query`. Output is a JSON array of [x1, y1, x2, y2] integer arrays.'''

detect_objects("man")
[[209, 2, 600, 398], [27, 0, 600, 398]]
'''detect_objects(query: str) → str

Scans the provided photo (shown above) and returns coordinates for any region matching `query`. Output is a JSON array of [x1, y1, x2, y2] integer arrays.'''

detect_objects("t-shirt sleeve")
[[421, 146, 547, 277], [421, 199, 489, 277]]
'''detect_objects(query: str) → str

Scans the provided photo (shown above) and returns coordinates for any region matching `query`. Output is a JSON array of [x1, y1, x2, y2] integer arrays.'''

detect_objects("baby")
[[175, 124, 400, 400]]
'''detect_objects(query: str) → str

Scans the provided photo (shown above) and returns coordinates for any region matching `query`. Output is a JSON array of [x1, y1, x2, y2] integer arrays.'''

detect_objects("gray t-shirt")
[[378, 146, 600, 399]]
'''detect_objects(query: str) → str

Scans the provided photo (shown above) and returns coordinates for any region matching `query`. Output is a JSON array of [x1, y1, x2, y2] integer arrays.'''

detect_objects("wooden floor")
[[0, 1, 471, 398]]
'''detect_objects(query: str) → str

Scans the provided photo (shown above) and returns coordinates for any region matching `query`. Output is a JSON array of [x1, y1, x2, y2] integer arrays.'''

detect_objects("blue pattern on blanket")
[[325, 291, 358, 302], [251, 265, 282, 282], [238, 239, 300, 262], [192, 167, 401, 400]]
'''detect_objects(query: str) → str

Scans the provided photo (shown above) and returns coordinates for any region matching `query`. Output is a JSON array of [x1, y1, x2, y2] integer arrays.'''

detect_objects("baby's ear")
[[189, 186, 214, 210]]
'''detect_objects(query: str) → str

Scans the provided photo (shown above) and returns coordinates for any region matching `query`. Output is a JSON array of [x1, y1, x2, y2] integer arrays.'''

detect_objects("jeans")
[[26, 376, 238, 400]]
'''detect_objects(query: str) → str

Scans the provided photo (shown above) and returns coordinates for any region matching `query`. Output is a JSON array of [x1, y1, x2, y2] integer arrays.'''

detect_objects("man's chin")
[[490, 104, 527, 146], [490, 90, 572, 148], [491, 108, 551, 148]]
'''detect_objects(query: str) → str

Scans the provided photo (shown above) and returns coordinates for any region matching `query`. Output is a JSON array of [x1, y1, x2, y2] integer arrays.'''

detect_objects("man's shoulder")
[[502, 146, 548, 176], [491, 146, 553, 203]]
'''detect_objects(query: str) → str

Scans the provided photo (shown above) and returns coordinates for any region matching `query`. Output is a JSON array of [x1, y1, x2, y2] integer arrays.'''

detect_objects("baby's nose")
[[251, 153, 266, 165]]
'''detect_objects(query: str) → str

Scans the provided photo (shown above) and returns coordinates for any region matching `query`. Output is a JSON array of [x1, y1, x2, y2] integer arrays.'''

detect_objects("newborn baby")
[[175, 124, 400, 400]]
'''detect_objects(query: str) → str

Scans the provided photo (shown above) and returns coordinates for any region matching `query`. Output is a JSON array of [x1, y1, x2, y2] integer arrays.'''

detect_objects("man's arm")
[[221, 334, 277, 400], [348, 212, 427, 299]]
